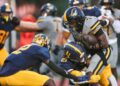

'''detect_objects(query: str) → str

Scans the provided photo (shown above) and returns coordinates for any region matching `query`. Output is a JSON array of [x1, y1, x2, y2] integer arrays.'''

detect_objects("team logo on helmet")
[[32, 34, 49, 48], [70, 8, 78, 17]]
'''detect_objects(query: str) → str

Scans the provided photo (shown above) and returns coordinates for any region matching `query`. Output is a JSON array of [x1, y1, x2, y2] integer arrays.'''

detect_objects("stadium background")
[[0, 0, 120, 85]]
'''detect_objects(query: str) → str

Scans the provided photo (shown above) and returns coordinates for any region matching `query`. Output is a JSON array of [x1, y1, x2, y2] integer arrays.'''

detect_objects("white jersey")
[[37, 16, 65, 49], [67, 16, 109, 43], [83, 16, 101, 34], [83, 16, 109, 41]]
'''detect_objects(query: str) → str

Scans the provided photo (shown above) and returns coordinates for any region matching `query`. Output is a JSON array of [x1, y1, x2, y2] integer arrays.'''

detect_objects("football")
[[82, 34, 98, 45]]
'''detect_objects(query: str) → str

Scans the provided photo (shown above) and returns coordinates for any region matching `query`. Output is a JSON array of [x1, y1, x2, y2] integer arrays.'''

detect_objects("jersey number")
[[12, 45, 31, 54], [61, 51, 70, 62], [0, 30, 9, 44]]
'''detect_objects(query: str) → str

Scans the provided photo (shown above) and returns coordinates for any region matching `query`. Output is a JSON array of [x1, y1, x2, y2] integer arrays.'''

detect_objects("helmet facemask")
[[0, 12, 13, 22], [67, 15, 85, 33]]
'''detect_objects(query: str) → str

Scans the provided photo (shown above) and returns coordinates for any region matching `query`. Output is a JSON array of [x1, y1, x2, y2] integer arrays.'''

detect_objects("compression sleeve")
[[46, 60, 78, 81]]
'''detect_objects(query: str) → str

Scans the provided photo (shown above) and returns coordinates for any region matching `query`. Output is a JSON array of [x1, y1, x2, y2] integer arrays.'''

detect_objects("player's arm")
[[88, 18, 109, 49], [45, 60, 78, 81], [95, 29, 109, 49], [46, 60, 100, 84], [15, 21, 40, 31], [12, 17, 48, 32], [10, 17, 40, 31]]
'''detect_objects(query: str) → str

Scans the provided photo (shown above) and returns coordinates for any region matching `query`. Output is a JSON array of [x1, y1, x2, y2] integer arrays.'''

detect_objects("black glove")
[[11, 17, 20, 26]]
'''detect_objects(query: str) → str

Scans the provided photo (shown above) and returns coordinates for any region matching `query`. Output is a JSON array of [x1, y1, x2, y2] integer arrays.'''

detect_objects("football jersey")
[[37, 16, 64, 49], [60, 42, 88, 71], [0, 19, 15, 49], [82, 16, 101, 34], [83, 6, 101, 17], [5, 44, 50, 69]]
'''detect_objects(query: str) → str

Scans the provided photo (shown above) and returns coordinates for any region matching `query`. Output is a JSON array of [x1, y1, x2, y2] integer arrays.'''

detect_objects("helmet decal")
[[32, 34, 50, 48], [70, 8, 78, 17]]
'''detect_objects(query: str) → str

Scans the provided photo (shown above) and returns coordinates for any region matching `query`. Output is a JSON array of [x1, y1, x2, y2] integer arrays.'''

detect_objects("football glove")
[[88, 75, 101, 83], [70, 70, 85, 77], [11, 17, 20, 26]]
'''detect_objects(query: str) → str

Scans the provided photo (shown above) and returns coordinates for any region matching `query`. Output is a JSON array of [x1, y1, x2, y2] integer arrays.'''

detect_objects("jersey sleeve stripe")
[[65, 43, 84, 58], [90, 21, 100, 31]]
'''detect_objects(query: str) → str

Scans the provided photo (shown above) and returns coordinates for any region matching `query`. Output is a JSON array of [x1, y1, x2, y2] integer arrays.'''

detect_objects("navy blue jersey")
[[0, 18, 16, 49], [59, 42, 88, 71], [5, 44, 50, 70], [0, 43, 52, 76], [83, 6, 101, 17]]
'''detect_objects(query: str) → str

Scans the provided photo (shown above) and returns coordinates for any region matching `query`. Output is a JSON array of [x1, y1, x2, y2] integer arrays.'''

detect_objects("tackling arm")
[[45, 60, 78, 80], [15, 21, 40, 32]]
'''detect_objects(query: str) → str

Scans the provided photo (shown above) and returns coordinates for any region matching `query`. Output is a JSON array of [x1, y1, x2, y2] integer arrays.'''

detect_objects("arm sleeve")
[[46, 60, 78, 81], [59, 60, 73, 71], [37, 17, 48, 29]]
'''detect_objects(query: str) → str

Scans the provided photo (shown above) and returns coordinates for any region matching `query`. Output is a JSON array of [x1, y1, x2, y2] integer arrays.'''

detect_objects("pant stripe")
[[93, 47, 111, 74]]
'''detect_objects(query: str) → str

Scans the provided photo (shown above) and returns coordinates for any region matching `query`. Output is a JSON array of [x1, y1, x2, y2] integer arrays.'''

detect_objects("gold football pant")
[[0, 70, 50, 86], [0, 48, 9, 66]]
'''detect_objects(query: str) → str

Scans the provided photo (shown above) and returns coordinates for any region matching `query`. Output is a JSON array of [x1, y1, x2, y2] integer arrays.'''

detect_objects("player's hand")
[[70, 75, 89, 84], [88, 75, 100, 83], [11, 17, 20, 26]]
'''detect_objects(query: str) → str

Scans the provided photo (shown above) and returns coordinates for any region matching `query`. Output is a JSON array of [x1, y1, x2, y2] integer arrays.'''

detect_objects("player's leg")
[[0, 48, 9, 66], [0, 70, 55, 86], [86, 47, 117, 86]]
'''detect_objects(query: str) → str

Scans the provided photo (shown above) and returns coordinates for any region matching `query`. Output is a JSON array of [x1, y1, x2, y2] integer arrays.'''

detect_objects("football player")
[[59, 41, 100, 85], [0, 3, 60, 66], [0, 3, 20, 66], [0, 33, 86, 86], [18, 3, 70, 75], [62, 6, 118, 86], [68, 0, 101, 17], [99, 0, 120, 80]]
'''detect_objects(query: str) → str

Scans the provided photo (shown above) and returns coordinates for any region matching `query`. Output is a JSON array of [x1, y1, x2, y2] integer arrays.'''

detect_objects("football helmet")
[[0, 3, 13, 22], [68, 0, 85, 6], [99, 0, 115, 5], [40, 3, 57, 16], [63, 6, 85, 31], [32, 34, 50, 48], [63, 42, 87, 69]]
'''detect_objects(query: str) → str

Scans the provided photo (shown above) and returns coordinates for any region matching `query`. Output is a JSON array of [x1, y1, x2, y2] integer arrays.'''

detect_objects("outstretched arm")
[[15, 21, 40, 31], [45, 60, 78, 81]]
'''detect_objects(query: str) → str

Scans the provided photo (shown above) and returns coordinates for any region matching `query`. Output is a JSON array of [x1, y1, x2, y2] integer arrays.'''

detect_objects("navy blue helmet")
[[63, 6, 85, 29], [0, 3, 12, 13], [32, 34, 50, 48], [0, 3, 13, 22]]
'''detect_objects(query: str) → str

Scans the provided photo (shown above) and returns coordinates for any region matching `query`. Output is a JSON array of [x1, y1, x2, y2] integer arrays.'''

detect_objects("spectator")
[[19, 14, 36, 47]]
